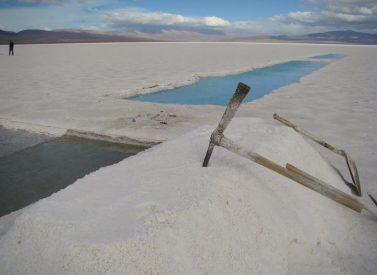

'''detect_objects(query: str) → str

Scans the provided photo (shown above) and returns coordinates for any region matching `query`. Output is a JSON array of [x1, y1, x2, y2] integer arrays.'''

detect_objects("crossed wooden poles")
[[273, 113, 361, 196], [202, 82, 371, 213]]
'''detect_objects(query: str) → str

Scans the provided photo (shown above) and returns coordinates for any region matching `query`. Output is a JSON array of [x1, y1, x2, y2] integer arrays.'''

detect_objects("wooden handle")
[[286, 163, 364, 212], [216, 82, 250, 134], [216, 135, 364, 213], [274, 113, 361, 196], [202, 82, 250, 167], [273, 113, 345, 156]]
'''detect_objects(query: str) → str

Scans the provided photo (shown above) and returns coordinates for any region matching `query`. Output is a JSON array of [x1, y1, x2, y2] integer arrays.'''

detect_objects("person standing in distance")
[[9, 40, 14, 56]]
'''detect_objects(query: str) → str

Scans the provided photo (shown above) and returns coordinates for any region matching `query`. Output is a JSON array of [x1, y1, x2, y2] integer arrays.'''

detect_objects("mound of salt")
[[0, 118, 376, 274]]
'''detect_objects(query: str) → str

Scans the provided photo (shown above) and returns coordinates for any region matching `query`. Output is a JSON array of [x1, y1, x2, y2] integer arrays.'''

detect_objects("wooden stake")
[[216, 135, 364, 213], [368, 193, 377, 208], [202, 83, 367, 214], [286, 163, 364, 212], [202, 82, 250, 167], [273, 113, 361, 196]]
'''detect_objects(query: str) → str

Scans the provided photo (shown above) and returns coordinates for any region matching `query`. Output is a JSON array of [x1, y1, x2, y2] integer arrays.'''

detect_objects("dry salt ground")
[[0, 118, 376, 274], [0, 42, 377, 274]]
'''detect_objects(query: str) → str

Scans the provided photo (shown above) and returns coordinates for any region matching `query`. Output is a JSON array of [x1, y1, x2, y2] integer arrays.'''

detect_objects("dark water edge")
[[0, 131, 143, 217], [128, 59, 331, 106], [0, 126, 52, 158]]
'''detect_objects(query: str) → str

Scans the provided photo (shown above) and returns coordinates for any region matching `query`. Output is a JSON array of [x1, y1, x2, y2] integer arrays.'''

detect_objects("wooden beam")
[[286, 163, 364, 212], [273, 113, 361, 196], [216, 135, 364, 213]]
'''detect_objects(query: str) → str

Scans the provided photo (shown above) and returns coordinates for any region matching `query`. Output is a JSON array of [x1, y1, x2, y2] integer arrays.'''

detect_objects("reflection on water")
[[0, 135, 143, 217], [129, 59, 330, 106]]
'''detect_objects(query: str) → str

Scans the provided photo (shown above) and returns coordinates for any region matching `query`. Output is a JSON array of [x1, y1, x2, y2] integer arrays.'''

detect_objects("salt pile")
[[0, 118, 376, 274]]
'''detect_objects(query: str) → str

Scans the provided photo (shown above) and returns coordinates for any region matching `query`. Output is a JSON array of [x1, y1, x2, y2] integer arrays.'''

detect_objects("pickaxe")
[[202, 82, 372, 214]]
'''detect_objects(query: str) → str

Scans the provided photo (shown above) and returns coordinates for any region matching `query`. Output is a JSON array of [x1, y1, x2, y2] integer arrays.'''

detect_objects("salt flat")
[[0, 42, 376, 194], [0, 42, 377, 274], [1, 118, 376, 274], [0, 43, 373, 141]]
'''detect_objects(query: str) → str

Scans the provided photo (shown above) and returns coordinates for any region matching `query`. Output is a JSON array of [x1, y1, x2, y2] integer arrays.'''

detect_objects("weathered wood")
[[202, 82, 250, 167], [286, 163, 364, 212], [273, 113, 361, 196], [202, 143, 215, 168], [202, 83, 366, 213], [273, 113, 345, 155], [344, 154, 361, 195], [368, 193, 377, 208], [216, 135, 364, 213]]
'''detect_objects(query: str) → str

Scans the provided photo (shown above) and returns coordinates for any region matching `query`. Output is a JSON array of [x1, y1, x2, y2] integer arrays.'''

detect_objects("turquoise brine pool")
[[128, 59, 330, 106]]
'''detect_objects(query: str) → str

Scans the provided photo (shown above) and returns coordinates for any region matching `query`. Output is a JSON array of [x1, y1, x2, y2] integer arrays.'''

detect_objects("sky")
[[0, 0, 376, 36]]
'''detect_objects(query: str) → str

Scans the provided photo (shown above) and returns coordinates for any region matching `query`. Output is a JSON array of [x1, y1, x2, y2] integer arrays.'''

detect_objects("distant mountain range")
[[1, 29, 376, 44], [231, 30, 377, 44], [273, 30, 377, 44], [0, 29, 160, 44]]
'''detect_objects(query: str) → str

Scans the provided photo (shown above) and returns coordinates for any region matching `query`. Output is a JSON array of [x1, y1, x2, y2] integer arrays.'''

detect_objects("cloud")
[[1, 0, 85, 6], [203, 16, 230, 27], [1, 0, 376, 35], [18, 0, 67, 4], [101, 1, 377, 36], [231, 0, 377, 35], [101, 10, 232, 35], [280, 0, 377, 31], [0, 0, 99, 31], [102, 10, 230, 32], [290, 0, 377, 29]]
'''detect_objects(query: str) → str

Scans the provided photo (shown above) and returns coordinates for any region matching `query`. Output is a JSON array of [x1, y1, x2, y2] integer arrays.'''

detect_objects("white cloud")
[[230, 18, 327, 35], [101, 1, 377, 36], [103, 10, 230, 30], [266, 0, 377, 33], [359, 7, 373, 15], [1, 0, 376, 35], [107, 11, 195, 26], [240, 0, 377, 34], [203, 16, 230, 27], [16, 0, 85, 5], [0, 1, 99, 31]]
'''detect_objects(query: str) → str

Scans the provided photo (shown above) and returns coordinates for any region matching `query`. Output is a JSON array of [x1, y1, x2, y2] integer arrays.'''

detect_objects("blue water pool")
[[128, 59, 330, 106]]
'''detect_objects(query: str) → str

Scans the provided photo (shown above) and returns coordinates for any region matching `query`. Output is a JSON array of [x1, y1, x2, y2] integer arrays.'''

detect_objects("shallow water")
[[0, 126, 51, 158], [0, 135, 142, 217], [129, 59, 328, 106]]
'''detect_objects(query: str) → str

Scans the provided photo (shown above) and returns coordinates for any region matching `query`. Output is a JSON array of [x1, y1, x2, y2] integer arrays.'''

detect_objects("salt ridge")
[[1, 118, 376, 274]]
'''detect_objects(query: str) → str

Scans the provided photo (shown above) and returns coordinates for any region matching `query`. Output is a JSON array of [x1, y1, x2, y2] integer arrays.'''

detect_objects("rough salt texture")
[[0, 118, 376, 274], [0, 42, 376, 203], [0, 43, 371, 143], [0, 43, 377, 273]]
